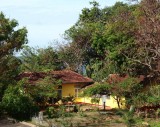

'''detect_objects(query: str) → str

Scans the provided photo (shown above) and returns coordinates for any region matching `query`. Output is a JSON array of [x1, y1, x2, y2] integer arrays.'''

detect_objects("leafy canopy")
[[0, 12, 27, 100]]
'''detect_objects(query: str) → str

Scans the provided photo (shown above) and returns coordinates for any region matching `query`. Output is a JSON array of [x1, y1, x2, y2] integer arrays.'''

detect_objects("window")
[[57, 85, 62, 98], [75, 86, 81, 98], [57, 89, 62, 98]]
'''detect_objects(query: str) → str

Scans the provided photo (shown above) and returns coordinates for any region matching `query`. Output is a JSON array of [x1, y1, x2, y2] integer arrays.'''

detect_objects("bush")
[[91, 98, 100, 104], [0, 102, 4, 118], [45, 106, 56, 118], [2, 84, 38, 120], [149, 121, 160, 127], [45, 105, 73, 118], [122, 111, 136, 127], [61, 96, 74, 104]]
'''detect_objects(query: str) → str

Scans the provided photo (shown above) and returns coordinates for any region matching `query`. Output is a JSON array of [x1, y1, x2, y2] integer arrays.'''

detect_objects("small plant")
[[115, 109, 125, 116], [91, 98, 100, 104], [57, 107, 74, 127], [57, 105, 73, 117], [59, 119, 73, 127], [61, 96, 74, 104], [149, 121, 160, 127], [45, 106, 56, 118], [122, 111, 135, 127], [155, 108, 160, 119], [79, 110, 87, 117], [114, 119, 122, 123]]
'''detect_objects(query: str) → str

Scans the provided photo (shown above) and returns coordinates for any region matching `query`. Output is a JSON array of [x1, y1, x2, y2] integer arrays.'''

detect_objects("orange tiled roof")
[[18, 70, 93, 85], [50, 70, 93, 84]]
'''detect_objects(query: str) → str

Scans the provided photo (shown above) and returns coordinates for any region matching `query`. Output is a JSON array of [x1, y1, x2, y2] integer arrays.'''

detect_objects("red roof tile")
[[50, 70, 93, 84], [17, 70, 93, 85]]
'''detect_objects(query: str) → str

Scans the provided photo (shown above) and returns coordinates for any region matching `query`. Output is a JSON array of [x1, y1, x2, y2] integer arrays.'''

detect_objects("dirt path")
[[0, 119, 36, 127]]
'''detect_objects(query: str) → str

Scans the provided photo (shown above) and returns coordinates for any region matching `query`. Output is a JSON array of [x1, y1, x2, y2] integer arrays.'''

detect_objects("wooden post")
[[102, 95, 106, 111], [103, 102, 106, 111]]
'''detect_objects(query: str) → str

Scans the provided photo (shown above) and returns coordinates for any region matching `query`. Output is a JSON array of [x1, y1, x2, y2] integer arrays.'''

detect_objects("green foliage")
[[62, 1, 109, 75], [0, 12, 27, 58], [45, 105, 75, 120], [20, 46, 63, 72], [26, 75, 61, 105], [63, 1, 139, 80], [79, 110, 87, 117], [86, 77, 140, 108], [80, 1, 101, 23], [0, 102, 4, 118], [122, 111, 136, 127], [61, 0, 160, 110], [109, 76, 142, 108], [133, 85, 160, 107], [57, 105, 73, 117], [149, 121, 160, 127], [61, 96, 74, 104], [91, 98, 100, 104], [91, 2, 137, 75], [45, 106, 56, 118], [0, 56, 21, 99], [82, 82, 110, 97], [2, 81, 38, 120], [0, 12, 27, 101]]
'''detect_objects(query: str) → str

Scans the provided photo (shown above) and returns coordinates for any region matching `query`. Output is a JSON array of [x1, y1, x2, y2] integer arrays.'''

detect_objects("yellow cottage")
[[18, 70, 93, 100], [18, 70, 121, 109], [51, 70, 121, 109], [50, 70, 94, 98]]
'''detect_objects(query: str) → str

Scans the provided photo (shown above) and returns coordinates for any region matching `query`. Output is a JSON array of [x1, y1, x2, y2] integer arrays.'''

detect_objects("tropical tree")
[[63, 1, 138, 80], [25, 74, 62, 106], [0, 12, 27, 59], [90, 2, 137, 78], [62, 1, 109, 77], [20, 46, 63, 72], [64, 0, 160, 82], [110, 77, 142, 108], [0, 12, 27, 100]]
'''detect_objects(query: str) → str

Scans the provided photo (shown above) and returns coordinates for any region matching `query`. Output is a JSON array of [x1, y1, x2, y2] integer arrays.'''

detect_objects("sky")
[[0, 0, 126, 48]]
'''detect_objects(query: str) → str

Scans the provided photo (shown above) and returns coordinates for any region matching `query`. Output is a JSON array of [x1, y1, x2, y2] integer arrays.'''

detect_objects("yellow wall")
[[61, 83, 125, 109], [75, 97, 92, 103], [62, 84, 75, 97], [75, 96, 125, 109]]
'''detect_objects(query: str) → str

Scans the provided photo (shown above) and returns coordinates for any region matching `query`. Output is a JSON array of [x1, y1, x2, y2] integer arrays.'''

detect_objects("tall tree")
[[62, 1, 108, 77], [20, 46, 63, 72], [63, 1, 136, 80], [0, 12, 27, 100], [0, 12, 27, 59], [129, 0, 160, 77], [0, 12, 28, 76]]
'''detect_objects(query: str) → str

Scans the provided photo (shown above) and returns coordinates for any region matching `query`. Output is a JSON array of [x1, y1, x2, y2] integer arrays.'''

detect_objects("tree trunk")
[[116, 97, 121, 109]]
